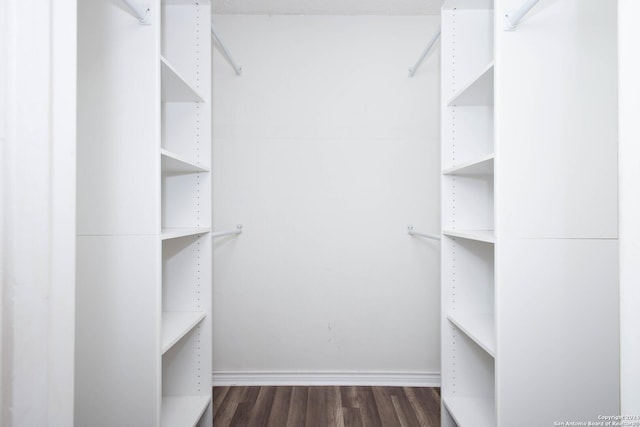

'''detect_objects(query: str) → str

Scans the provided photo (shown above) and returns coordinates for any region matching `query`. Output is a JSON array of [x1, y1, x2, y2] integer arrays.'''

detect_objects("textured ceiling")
[[212, 0, 442, 15]]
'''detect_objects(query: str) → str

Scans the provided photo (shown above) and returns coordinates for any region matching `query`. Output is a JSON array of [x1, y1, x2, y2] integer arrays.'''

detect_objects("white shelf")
[[443, 154, 494, 175], [442, 0, 493, 10], [161, 228, 211, 240], [162, 311, 206, 354], [443, 229, 495, 243], [448, 312, 495, 357], [447, 62, 494, 107], [161, 149, 209, 174], [442, 396, 496, 427], [161, 395, 211, 427], [161, 56, 204, 103]]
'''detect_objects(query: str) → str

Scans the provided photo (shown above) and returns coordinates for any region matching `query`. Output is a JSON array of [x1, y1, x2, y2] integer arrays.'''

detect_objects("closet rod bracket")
[[122, 0, 151, 25], [504, 0, 540, 31]]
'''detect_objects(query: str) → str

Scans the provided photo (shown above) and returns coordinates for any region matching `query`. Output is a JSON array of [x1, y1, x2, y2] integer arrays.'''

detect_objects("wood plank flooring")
[[213, 386, 440, 427]]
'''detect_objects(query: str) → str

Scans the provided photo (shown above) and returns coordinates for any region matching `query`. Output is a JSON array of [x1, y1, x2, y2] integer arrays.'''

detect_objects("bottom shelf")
[[442, 396, 495, 427], [161, 395, 211, 427]]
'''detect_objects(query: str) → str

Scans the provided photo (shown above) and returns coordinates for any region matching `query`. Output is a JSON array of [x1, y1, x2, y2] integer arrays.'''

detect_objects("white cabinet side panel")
[[619, 0, 640, 414], [496, 238, 619, 426], [495, 0, 618, 238], [75, 236, 161, 427], [77, 0, 160, 235]]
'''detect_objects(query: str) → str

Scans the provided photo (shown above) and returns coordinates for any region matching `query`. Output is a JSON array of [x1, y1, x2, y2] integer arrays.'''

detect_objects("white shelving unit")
[[440, 0, 619, 425], [76, 0, 212, 425], [160, 2, 212, 426], [441, 4, 495, 422]]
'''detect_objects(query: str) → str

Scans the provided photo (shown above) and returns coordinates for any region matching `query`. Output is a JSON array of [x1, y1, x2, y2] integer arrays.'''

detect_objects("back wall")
[[211, 14, 441, 384]]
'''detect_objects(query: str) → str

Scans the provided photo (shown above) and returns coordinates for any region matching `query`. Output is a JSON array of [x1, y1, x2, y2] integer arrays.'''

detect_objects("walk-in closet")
[[1, 0, 639, 426]]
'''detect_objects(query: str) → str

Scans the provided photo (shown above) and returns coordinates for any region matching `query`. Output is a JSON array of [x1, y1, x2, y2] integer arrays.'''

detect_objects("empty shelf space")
[[442, 154, 494, 175], [161, 311, 206, 354], [443, 230, 495, 243], [442, 396, 496, 427], [447, 312, 495, 357], [447, 62, 494, 107], [161, 228, 211, 240], [161, 149, 209, 174], [161, 56, 204, 103], [161, 395, 211, 427]]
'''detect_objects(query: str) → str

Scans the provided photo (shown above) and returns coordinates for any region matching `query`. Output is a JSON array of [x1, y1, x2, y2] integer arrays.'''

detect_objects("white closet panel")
[[497, 238, 619, 425], [76, 236, 161, 426], [496, 0, 618, 239]]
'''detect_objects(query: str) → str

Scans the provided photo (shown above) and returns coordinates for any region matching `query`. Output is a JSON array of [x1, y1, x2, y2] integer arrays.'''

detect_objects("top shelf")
[[447, 62, 494, 107], [161, 56, 205, 103], [442, 0, 494, 10]]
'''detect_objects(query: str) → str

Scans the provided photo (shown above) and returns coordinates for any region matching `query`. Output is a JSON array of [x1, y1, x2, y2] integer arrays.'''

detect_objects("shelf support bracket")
[[122, 0, 150, 25], [211, 224, 243, 239], [211, 24, 242, 76], [407, 225, 441, 241], [408, 28, 441, 78], [504, 0, 541, 31]]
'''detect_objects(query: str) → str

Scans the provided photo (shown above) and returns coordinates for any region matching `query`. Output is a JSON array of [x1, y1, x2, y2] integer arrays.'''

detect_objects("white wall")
[[619, 0, 640, 415], [0, 0, 76, 425], [211, 15, 441, 383]]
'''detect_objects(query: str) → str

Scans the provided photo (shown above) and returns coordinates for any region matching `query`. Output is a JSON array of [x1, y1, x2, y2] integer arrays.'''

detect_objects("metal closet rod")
[[122, 0, 150, 24], [407, 225, 441, 241], [408, 27, 441, 78], [211, 24, 242, 76], [211, 224, 243, 238], [504, 0, 541, 31]]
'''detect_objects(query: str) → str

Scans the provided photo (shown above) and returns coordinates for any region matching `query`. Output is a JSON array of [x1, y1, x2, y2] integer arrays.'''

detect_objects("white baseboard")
[[212, 371, 440, 387]]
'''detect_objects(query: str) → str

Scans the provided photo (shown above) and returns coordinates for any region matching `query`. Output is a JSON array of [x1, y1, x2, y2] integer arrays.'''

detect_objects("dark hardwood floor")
[[213, 386, 440, 426]]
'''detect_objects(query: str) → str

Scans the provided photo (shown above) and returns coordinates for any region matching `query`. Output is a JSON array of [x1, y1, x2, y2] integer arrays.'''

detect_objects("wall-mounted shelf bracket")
[[211, 24, 242, 76], [122, 0, 150, 24], [504, 0, 540, 31], [211, 224, 243, 239], [407, 225, 441, 241], [408, 27, 441, 77]]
